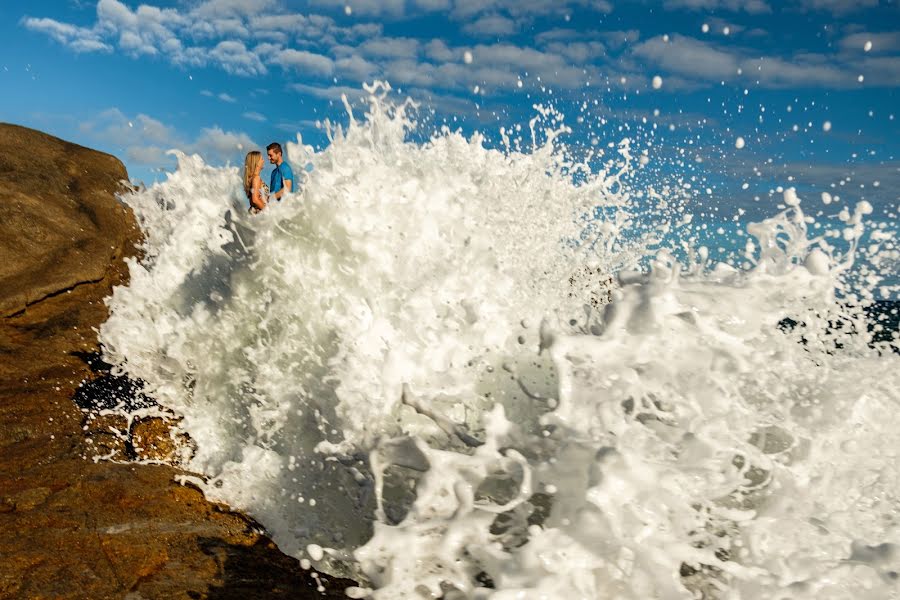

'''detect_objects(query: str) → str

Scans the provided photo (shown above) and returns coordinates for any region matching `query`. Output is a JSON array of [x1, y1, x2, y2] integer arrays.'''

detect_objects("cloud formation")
[[21, 16, 112, 52], [20, 0, 900, 108], [663, 0, 772, 14], [796, 0, 879, 15], [633, 34, 900, 89], [80, 107, 256, 168]]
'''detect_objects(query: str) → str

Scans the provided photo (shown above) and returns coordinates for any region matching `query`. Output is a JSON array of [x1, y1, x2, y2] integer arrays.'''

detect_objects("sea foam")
[[100, 83, 899, 598]]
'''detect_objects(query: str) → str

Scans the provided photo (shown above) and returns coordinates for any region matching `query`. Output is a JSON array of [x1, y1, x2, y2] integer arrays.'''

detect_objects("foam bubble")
[[804, 248, 830, 275], [784, 187, 800, 206]]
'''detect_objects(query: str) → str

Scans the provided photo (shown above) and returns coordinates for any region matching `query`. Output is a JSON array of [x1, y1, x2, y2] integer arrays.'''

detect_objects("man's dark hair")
[[266, 142, 283, 154]]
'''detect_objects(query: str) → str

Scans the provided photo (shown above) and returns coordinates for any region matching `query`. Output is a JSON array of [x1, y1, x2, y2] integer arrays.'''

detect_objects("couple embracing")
[[243, 142, 294, 214]]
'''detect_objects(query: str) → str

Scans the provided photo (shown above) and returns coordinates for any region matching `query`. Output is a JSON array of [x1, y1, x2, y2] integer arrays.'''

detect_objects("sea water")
[[99, 83, 899, 598]]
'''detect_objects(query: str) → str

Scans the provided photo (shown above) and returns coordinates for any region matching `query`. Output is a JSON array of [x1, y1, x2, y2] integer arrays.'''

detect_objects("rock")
[[0, 122, 137, 317], [84, 412, 130, 460], [86, 412, 130, 435], [131, 416, 184, 463], [0, 125, 357, 598], [4, 486, 52, 511]]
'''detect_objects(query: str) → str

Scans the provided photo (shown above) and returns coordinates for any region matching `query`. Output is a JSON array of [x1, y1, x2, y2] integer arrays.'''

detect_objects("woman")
[[243, 150, 269, 213]]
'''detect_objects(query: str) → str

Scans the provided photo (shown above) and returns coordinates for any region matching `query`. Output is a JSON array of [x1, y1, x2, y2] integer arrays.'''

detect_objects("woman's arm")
[[250, 175, 267, 211]]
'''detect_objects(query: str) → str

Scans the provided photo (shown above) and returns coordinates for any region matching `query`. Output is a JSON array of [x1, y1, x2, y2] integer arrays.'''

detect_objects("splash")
[[100, 83, 899, 598]]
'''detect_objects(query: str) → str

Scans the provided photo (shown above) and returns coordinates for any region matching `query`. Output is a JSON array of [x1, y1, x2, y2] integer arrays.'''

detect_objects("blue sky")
[[1, 0, 898, 224]]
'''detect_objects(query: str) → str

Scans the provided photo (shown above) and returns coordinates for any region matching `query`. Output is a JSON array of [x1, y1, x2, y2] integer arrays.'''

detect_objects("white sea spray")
[[100, 84, 900, 598]]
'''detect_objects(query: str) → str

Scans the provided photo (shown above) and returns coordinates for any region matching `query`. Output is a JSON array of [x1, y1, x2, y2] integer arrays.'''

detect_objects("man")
[[266, 142, 293, 201]]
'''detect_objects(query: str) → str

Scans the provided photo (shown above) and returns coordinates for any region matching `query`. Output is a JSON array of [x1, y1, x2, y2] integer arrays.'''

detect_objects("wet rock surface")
[[0, 125, 354, 599]]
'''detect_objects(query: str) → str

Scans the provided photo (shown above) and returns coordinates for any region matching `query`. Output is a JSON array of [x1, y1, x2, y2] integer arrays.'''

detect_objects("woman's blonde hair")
[[243, 151, 263, 199]]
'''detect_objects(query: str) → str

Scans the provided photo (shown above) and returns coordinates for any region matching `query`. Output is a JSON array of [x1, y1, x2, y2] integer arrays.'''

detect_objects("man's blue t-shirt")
[[270, 161, 294, 197]]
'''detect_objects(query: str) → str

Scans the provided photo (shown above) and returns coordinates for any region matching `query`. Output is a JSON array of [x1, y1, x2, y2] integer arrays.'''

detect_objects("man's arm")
[[273, 178, 292, 200]]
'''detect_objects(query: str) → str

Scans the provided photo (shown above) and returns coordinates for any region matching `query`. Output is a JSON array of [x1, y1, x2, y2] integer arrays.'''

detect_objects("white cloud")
[[336, 54, 380, 80], [384, 59, 439, 88], [596, 29, 641, 51], [462, 14, 518, 37], [207, 40, 267, 76], [191, 126, 255, 160], [69, 38, 115, 52], [96, 0, 187, 59], [304, 0, 612, 20], [795, 0, 879, 14], [840, 31, 900, 54], [126, 144, 170, 165], [346, 22, 385, 39], [632, 36, 734, 81], [309, 0, 406, 18], [589, 0, 614, 13], [249, 12, 380, 44], [345, 39, 607, 94], [631, 34, 898, 89], [249, 13, 317, 33], [742, 55, 848, 88], [95, 0, 139, 30], [21, 0, 900, 103], [414, 0, 452, 9], [543, 41, 605, 63], [272, 49, 335, 76], [19, 0, 615, 93], [360, 37, 420, 59], [20, 17, 112, 53], [856, 55, 900, 87], [472, 43, 569, 72], [190, 17, 250, 40], [118, 29, 158, 55], [243, 111, 267, 121], [663, 0, 772, 14], [290, 83, 370, 103], [79, 107, 257, 168], [21, 0, 366, 79], [534, 28, 587, 44], [453, 0, 550, 19], [190, 0, 279, 19], [702, 17, 746, 37], [424, 39, 456, 62], [82, 108, 176, 145]]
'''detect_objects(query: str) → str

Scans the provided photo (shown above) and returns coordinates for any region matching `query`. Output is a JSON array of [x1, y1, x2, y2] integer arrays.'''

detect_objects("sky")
[[1, 0, 898, 225]]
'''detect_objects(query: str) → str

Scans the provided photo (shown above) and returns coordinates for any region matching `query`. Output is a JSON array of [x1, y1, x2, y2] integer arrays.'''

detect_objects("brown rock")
[[131, 416, 182, 462], [6, 486, 53, 511], [83, 412, 130, 460], [0, 123, 138, 317], [86, 431, 130, 461], [86, 412, 130, 434], [0, 125, 357, 599]]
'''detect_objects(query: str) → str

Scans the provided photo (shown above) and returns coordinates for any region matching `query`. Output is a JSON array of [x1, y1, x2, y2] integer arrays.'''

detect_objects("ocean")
[[98, 85, 899, 599]]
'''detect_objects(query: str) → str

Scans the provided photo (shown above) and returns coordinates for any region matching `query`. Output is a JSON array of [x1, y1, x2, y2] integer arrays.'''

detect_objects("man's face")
[[267, 149, 280, 164]]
